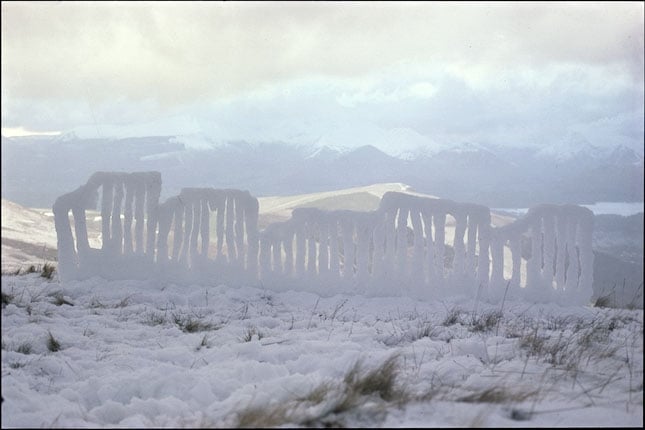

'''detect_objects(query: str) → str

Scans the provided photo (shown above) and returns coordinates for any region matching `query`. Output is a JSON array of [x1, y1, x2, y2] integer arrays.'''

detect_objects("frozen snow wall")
[[489, 204, 594, 305], [53, 173, 259, 285], [155, 187, 259, 285], [53, 172, 594, 305], [258, 192, 491, 299], [53, 171, 161, 281], [259, 208, 382, 296]]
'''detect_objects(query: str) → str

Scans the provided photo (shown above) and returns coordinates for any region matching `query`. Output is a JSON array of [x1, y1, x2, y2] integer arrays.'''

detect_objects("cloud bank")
[[2, 1, 643, 153]]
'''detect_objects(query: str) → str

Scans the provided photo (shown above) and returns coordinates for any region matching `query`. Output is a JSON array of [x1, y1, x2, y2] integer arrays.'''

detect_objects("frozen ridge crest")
[[53, 171, 594, 306]]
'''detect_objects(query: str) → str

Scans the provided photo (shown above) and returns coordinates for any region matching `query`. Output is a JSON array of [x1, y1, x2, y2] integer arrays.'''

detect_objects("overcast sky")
[[2, 1, 643, 155]]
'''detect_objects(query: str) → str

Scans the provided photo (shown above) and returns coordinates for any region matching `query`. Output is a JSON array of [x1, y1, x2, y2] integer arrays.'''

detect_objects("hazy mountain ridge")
[[593, 213, 644, 265], [1, 134, 643, 209]]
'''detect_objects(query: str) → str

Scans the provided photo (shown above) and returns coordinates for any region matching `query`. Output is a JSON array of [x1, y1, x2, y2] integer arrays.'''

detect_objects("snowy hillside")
[[1, 199, 59, 272], [1, 199, 101, 273]]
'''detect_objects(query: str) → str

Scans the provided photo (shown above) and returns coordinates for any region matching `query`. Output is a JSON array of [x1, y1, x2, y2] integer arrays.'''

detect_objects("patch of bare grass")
[[241, 326, 264, 342], [1, 291, 14, 307], [442, 306, 462, 326], [230, 355, 408, 428], [41, 263, 55, 280], [46, 331, 61, 352], [49, 292, 73, 307], [173, 313, 221, 333], [469, 310, 503, 333], [458, 386, 538, 404]]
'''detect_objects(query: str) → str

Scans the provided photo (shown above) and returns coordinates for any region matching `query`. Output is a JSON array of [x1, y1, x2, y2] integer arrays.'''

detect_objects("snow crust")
[[1, 274, 642, 428]]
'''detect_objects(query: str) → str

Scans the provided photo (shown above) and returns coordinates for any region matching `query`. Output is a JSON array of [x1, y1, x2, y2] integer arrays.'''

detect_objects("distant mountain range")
[[1, 133, 643, 209]]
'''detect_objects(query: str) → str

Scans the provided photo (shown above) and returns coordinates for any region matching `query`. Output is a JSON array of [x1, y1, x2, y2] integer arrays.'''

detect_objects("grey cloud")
[[2, 1, 643, 117], [2, 0, 643, 156], [177, 64, 642, 155]]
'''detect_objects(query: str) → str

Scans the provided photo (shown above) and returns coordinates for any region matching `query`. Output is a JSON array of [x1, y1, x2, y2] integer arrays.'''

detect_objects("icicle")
[[145, 172, 161, 259], [110, 179, 124, 255], [329, 220, 340, 278], [410, 210, 425, 285], [476, 214, 491, 289], [576, 207, 594, 304], [234, 194, 245, 266], [341, 217, 355, 280], [245, 194, 260, 274], [101, 177, 113, 252], [434, 212, 446, 280], [453, 212, 467, 276], [307, 220, 317, 277], [134, 178, 145, 255], [201, 199, 210, 258], [123, 177, 135, 255], [225, 195, 236, 263]]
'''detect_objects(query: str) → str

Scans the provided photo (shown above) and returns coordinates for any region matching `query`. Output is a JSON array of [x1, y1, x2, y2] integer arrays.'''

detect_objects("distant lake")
[[494, 202, 644, 217]]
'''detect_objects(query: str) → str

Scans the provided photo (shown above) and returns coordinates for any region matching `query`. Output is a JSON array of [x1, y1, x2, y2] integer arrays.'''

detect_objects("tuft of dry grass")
[[173, 313, 220, 333], [1, 291, 14, 307], [143, 311, 167, 326], [458, 386, 538, 404], [50, 292, 73, 307], [594, 294, 612, 308], [342, 355, 404, 403], [41, 263, 55, 280], [2, 263, 56, 279], [46, 331, 61, 352], [469, 310, 503, 333], [442, 307, 462, 326], [1, 267, 21, 276], [89, 297, 106, 309], [115, 294, 134, 308], [230, 355, 407, 428], [197, 334, 209, 350], [241, 326, 264, 342], [16, 342, 33, 355], [234, 403, 293, 429], [516, 314, 629, 375]]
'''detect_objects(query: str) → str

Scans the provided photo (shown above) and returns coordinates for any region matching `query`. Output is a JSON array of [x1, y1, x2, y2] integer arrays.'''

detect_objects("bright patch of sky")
[[1, 1, 643, 155]]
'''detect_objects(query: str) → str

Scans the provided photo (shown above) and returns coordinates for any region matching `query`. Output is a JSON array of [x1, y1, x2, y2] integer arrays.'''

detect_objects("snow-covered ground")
[[1, 272, 642, 428]]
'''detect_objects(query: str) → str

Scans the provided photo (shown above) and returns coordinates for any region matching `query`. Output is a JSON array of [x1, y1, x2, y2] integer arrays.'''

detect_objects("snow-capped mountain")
[[536, 139, 606, 162], [606, 145, 644, 166], [303, 144, 346, 161], [534, 133, 643, 166], [1, 132, 642, 209]]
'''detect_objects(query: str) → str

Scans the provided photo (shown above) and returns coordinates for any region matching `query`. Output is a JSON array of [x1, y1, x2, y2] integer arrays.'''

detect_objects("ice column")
[[53, 171, 161, 281], [576, 208, 594, 304]]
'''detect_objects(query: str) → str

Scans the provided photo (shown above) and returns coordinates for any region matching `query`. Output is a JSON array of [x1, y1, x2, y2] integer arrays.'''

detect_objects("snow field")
[[1, 273, 643, 427]]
